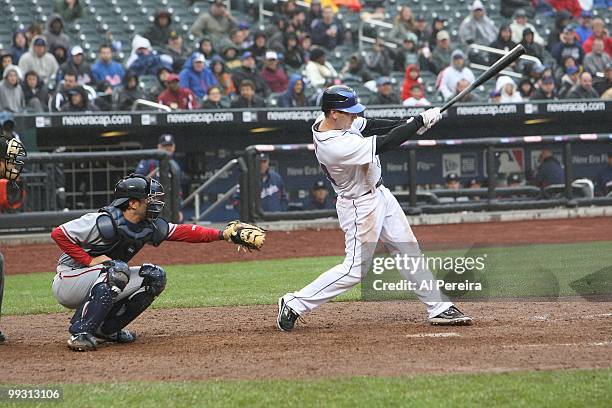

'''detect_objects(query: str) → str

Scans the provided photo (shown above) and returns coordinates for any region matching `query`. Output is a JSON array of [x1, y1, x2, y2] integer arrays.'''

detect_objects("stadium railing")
[[242, 133, 612, 222], [0, 149, 180, 233]]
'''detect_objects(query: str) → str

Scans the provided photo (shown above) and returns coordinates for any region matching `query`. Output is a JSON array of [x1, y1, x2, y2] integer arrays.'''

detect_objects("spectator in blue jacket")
[[127, 36, 166, 77], [278, 74, 308, 107], [311, 6, 343, 50], [179, 52, 218, 99], [10, 30, 28, 64], [307, 180, 335, 210], [575, 11, 593, 45], [91, 44, 125, 88], [259, 153, 287, 212], [135, 133, 185, 221], [135, 133, 182, 179], [552, 25, 585, 66], [533, 149, 564, 188]]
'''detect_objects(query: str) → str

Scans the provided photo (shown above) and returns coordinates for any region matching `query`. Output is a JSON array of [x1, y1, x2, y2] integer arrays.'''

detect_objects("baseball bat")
[[440, 44, 526, 113]]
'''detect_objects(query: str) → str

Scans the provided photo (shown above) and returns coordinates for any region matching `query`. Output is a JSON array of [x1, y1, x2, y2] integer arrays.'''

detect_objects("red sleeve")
[[166, 224, 223, 243], [51, 226, 93, 266]]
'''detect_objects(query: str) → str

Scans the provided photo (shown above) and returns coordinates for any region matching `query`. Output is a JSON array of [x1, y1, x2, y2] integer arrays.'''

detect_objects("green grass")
[[3, 241, 611, 315], [2, 369, 611, 408], [2, 256, 351, 315], [2, 243, 611, 407]]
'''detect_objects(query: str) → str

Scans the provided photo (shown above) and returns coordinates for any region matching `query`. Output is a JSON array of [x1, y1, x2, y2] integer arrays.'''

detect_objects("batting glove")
[[417, 107, 442, 135]]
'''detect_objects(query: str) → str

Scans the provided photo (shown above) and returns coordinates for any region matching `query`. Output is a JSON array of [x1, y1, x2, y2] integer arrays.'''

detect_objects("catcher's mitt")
[[222, 220, 266, 251]]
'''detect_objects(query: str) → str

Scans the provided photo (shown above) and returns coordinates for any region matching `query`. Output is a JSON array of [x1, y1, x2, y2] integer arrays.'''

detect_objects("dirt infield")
[[3, 216, 612, 275], [1, 216, 611, 382], [1, 301, 611, 383]]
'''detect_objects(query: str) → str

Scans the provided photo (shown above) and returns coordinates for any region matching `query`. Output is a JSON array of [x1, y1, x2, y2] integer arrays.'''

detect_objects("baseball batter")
[[51, 173, 265, 351], [0, 135, 27, 344], [277, 85, 472, 331]]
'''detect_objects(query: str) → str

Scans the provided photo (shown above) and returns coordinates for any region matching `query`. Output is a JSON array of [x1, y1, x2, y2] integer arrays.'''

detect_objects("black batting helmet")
[[320, 85, 366, 114], [110, 174, 165, 220]]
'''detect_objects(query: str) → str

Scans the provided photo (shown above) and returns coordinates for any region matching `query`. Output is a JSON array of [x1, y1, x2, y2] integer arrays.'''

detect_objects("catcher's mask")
[[111, 174, 165, 221], [1, 138, 27, 181]]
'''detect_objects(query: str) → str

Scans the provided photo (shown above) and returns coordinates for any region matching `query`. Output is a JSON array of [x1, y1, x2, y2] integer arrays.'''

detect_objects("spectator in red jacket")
[[548, 0, 582, 18], [583, 17, 612, 55], [400, 64, 423, 101], [157, 73, 199, 110], [259, 51, 289, 93]]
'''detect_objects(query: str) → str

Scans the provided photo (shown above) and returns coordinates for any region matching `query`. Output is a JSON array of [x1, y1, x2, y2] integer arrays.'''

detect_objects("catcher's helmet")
[[1, 137, 27, 181], [320, 85, 366, 114], [110, 174, 165, 220]]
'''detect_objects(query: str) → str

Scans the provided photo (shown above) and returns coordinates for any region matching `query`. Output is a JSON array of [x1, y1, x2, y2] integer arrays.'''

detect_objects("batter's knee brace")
[[138, 264, 166, 296], [103, 260, 130, 294]]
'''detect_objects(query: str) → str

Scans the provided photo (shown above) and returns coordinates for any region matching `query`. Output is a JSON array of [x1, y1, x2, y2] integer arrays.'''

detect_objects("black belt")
[[361, 178, 383, 196]]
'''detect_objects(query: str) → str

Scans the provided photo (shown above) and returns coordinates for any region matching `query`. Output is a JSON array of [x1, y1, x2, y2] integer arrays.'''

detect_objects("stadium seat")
[[139, 75, 159, 91], [542, 184, 593, 199]]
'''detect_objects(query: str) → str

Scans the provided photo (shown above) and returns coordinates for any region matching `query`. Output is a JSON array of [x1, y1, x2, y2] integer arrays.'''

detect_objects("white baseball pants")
[[52, 264, 145, 309], [283, 185, 453, 318]]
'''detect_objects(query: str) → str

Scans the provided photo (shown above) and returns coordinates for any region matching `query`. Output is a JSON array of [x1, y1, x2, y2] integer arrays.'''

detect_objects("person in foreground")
[[277, 85, 472, 331], [0, 135, 27, 343], [51, 174, 265, 351]]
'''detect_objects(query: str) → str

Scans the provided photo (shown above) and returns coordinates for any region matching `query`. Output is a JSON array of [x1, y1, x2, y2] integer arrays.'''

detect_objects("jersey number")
[[320, 163, 337, 186]]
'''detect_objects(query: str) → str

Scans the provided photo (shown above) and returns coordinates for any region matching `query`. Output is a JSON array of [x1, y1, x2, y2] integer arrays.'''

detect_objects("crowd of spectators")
[[0, 0, 609, 113]]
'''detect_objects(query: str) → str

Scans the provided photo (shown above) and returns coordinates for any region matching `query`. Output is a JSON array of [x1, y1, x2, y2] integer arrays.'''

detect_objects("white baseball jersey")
[[312, 113, 381, 199]]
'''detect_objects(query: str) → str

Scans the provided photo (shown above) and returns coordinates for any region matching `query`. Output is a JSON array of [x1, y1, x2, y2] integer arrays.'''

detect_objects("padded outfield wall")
[[11, 100, 612, 221]]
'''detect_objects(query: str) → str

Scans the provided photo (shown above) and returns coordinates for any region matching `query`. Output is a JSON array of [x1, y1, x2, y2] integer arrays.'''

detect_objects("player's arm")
[[166, 223, 224, 243], [51, 224, 109, 267], [361, 118, 407, 136], [166, 222, 265, 251], [51, 214, 115, 266], [375, 108, 441, 155]]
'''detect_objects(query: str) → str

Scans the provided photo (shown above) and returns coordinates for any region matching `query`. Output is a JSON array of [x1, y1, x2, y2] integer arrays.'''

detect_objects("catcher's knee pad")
[[138, 264, 166, 296], [103, 260, 130, 294], [100, 290, 155, 335], [69, 282, 115, 335]]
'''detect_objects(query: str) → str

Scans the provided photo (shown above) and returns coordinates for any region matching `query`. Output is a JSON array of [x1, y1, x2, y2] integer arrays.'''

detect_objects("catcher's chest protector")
[[94, 206, 168, 262]]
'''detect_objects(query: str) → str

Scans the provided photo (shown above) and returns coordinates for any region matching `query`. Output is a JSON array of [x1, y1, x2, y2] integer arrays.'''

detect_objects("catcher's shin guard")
[[69, 282, 116, 335], [99, 289, 155, 335], [99, 264, 166, 335]]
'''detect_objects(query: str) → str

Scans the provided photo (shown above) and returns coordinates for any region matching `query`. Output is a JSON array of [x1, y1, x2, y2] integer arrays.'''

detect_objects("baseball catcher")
[[51, 173, 265, 351], [0, 135, 27, 344]]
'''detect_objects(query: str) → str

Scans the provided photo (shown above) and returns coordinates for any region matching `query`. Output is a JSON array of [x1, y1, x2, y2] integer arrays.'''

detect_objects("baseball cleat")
[[67, 332, 98, 351], [428, 306, 473, 326], [0, 330, 5, 344], [95, 329, 137, 344], [277, 297, 300, 332]]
